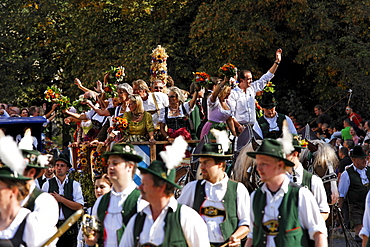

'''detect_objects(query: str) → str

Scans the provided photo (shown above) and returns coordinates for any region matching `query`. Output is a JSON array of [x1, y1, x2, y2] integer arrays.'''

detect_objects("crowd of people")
[[1, 47, 370, 247]]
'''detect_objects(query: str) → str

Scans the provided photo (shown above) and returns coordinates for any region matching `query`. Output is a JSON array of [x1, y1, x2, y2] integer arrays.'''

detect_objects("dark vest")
[[97, 189, 140, 246], [302, 169, 313, 190], [133, 204, 187, 247], [23, 187, 43, 212], [164, 105, 190, 130], [257, 113, 286, 139], [253, 183, 311, 247], [0, 214, 29, 247], [347, 166, 370, 209], [48, 177, 75, 219], [37, 176, 47, 189], [193, 179, 239, 241]]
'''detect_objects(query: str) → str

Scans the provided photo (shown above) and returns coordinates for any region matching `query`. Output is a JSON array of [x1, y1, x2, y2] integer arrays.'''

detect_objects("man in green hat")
[[338, 145, 370, 243], [85, 143, 144, 247], [119, 160, 210, 246], [20, 150, 59, 245], [178, 143, 250, 247], [284, 137, 330, 220], [245, 138, 327, 247], [253, 92, 296, 139], [42, 152, 84, 247]]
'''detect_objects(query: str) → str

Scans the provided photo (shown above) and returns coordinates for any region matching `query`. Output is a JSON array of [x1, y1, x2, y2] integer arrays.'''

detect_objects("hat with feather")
[[18, 128, 51, 169], [0, 130, 31, 181], [138, 136, 188, 189], [247, 121, 295, 167], [192, 129, 232, 158]]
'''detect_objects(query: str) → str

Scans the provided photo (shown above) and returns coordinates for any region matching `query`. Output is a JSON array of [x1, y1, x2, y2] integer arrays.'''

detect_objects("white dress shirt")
[[338, 166, 369, 197], [42, 176, 84, 220], [248, 176, 327, 247], [253, 113, 297, 139], [119, 197, 210, 247], [143, 92, 169, 127], [0, 207, 57, 247], [360, 191, 370, 238], [91, 182, 141, 247], [286, 164, 330, 213], [228, 71, 274, 125], [177, 174, 250, 243]]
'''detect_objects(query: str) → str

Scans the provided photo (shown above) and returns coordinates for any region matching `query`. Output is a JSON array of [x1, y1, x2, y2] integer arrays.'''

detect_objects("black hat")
[[102, 144, 142, 163], [350, 146, 367, 158], [259, 92, 277, 109], [55, 153, 72, 168], [247, 138, 295, 167], [138, 160, 181, 189]]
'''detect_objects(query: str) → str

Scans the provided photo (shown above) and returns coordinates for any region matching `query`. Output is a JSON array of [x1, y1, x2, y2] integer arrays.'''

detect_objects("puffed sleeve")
[[145, 112, 155, 132]]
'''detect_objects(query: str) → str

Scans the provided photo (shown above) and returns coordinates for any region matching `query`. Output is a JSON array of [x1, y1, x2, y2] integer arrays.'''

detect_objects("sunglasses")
[[346, 108, 351, 111], [168, 95, 177, 98], [154, 87, 163, 90]]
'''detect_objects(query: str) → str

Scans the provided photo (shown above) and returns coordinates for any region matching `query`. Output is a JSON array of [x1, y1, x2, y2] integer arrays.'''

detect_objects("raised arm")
[[268, 48, 282, 74], [210, 77, 227, 103], [74, 78, 91, 93]]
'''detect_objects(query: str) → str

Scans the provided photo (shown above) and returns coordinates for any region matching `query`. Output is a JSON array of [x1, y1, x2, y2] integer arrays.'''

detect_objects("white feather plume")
[[210, 129, 230, 153], [18, 128, 33, 150], [37, 154, 52, 167], [0, 129, 26, 176], [159, 136, 188, 174], [277, 120, 294, 155]]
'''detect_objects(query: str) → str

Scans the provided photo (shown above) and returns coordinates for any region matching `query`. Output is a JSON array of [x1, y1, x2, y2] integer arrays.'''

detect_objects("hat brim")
[[55, 158, 72, 168], [247, 151, 295, 167], [102, 152, 143, 163], [350, 154, 368, 158], [192, 153, 232, 158], [259, 103, 277, 109], [138, 167, 181, 189], [0, 167, 31, 181]]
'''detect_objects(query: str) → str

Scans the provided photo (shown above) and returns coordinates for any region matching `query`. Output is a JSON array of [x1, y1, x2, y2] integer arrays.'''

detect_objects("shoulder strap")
[[133, 212, 146, 246], [302, 170, 313, 190], [11, 213, 29, 247], [151, 93, 159, 113], [23, 187, 43, 211], [192, 180, 205, 212]]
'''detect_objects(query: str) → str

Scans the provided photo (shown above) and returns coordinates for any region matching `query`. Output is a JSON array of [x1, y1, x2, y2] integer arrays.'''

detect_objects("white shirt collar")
[[261, 175, 290, 195]]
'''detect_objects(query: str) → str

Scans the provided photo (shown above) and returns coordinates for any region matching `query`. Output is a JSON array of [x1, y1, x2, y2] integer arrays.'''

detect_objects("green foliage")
[[0, 0, 369, 126]]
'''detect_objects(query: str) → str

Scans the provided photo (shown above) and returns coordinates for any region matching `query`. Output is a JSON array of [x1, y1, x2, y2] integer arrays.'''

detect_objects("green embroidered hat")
[[102, 144, 143, 163], [247, 138, 295, 167], [292, 135, 307, 151], [192, 143, 232, 158], [0, 166, 31, 181], [259, 92, 277, 109], [21, 149, 46, 169], [138, 160, 181, 189]]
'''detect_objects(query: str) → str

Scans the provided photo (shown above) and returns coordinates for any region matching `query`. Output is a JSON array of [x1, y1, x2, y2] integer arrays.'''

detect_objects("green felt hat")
[[259, 92, 277, 109], [192, 143, 232, 158], [350, 146, 368, 158], [21, 149, 45, 169], [138, 160, 181, 189], [247, 138, 295, 167], [102, 144, 142, 163], [0, 166, 31, 181], [292, 135, 307, 151]]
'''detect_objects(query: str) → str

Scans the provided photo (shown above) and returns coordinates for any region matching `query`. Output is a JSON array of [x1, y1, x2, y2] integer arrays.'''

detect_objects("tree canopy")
[[1, 0, 369, 125]]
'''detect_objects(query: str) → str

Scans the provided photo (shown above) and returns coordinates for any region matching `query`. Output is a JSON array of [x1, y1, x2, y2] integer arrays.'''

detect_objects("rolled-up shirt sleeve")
[[237, 183, 250, 227], [338, 170, 350, 198]]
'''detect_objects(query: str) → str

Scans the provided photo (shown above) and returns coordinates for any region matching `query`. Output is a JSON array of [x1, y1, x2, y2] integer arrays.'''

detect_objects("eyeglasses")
[[154, 87, 163, 90], [168, 95, 177, 98]]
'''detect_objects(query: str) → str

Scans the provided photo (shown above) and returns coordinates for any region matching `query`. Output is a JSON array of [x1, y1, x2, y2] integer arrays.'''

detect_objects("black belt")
[[147, 110, 158, 115], [210, 242, 227, 247], [200, 206, 226, 217]]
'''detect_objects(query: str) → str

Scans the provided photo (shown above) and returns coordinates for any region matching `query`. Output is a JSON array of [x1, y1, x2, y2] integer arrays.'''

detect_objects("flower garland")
[[106, 66, 125, 83], [44, 85, 71, 110], [150, 45, 168, 84], [219, 63, 238, 79], [193, 72, 211, 88]]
